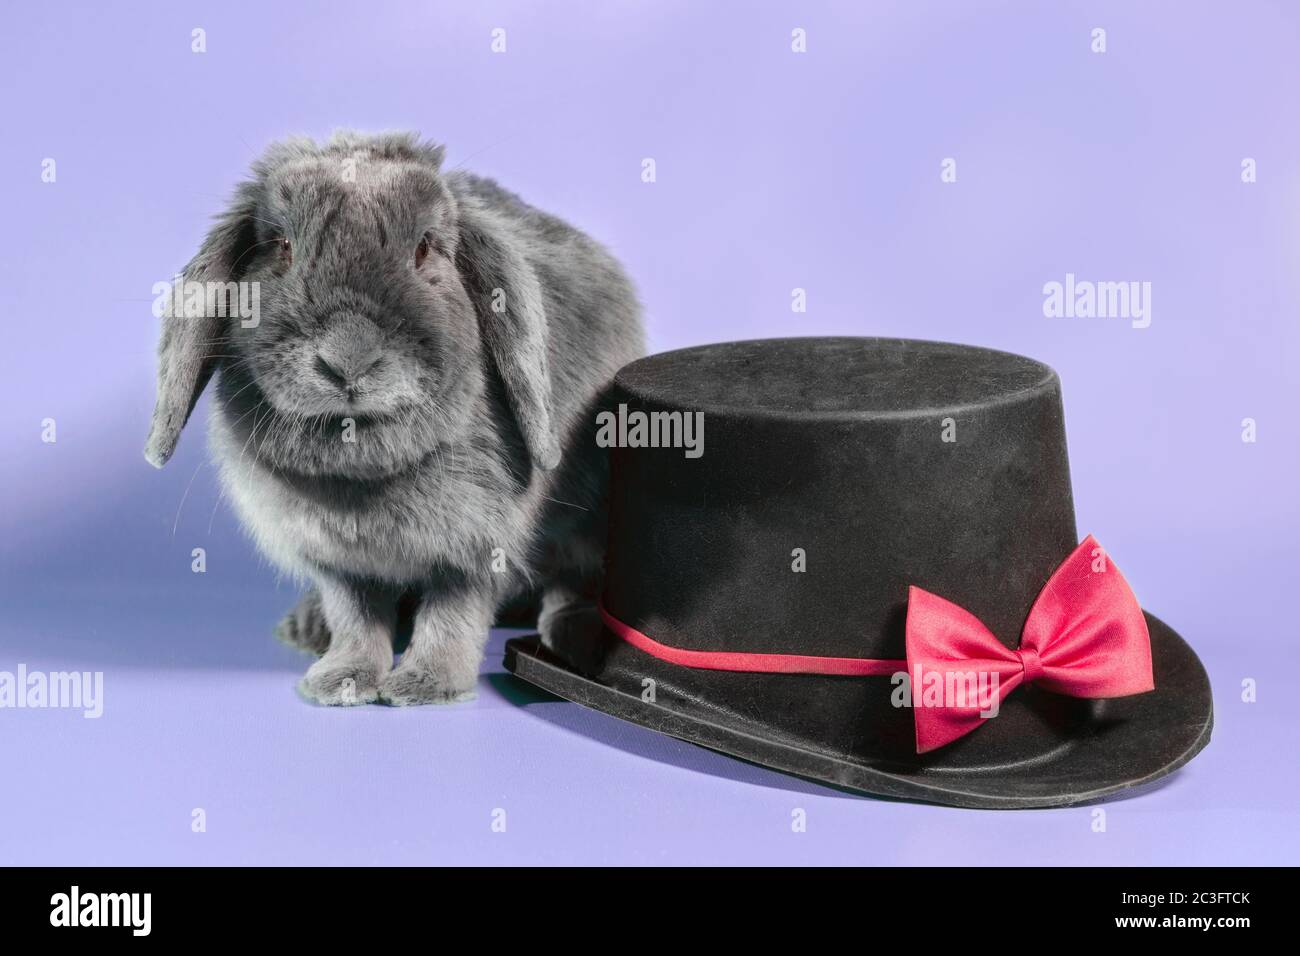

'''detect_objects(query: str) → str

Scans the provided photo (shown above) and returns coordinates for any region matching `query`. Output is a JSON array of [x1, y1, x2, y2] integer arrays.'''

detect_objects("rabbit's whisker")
[[171, 459, 207, 538], [207, 482, 228, 536], [539, 493, 588, 512], [229, 237, 287, 273]]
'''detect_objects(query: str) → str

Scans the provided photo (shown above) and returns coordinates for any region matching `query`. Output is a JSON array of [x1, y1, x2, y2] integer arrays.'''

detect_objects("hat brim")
[[503, 611, 1212, 809]]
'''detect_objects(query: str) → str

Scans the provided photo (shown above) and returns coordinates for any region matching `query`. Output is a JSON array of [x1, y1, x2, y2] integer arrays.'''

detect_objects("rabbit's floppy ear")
[[455, 201, 561, 472], [145, 186, 258, 468]]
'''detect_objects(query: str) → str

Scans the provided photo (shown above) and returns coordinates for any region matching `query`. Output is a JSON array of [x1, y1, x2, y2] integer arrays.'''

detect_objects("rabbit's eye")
[[414, 235, 430, 268], [277, 237, 292, 263]]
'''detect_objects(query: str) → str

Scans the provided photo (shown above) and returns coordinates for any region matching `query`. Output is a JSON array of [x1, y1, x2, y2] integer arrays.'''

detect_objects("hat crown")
[[602, 337, 1078, 659]]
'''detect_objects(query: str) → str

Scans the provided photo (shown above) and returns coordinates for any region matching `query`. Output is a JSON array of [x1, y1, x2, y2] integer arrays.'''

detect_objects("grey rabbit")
[[145, 131, 644, 705]]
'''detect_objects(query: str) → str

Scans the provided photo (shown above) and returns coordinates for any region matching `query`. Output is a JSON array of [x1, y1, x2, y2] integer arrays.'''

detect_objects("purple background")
[[2, 0, 1297, 864]]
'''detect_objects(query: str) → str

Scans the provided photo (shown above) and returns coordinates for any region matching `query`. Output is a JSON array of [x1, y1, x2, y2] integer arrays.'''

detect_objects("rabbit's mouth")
[[308, 407, 413, 428], [277, 385, 416, 420], [215, 396, 453, 479], [265, 443, 448, 490]]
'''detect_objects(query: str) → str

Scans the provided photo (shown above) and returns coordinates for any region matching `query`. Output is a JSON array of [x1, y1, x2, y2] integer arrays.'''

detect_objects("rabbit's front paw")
[[275, 589, 332, 656], [377, 663, 477, 706], [297, 656, 386, 706]]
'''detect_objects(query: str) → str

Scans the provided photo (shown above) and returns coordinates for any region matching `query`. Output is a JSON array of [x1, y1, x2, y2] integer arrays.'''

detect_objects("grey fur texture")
[[147, 131, 644, 704]]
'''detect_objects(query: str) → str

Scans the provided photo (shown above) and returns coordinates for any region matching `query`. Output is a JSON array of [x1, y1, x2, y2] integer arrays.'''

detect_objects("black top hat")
[[505, 337, 1212, 808]]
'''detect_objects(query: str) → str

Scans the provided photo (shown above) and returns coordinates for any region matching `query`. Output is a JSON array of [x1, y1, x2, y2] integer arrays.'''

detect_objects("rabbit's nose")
[[314, 355, 351, 390], [314, 353, 383, 397]]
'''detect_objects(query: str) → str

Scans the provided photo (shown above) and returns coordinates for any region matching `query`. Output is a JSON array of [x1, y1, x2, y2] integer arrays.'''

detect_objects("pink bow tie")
[[905, 535, 1155, 753]]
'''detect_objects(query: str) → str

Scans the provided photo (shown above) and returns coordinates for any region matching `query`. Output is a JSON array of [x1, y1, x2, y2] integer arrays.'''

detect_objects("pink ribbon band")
[[598, 535, 1156, 754], [598, 603, 905, 676]]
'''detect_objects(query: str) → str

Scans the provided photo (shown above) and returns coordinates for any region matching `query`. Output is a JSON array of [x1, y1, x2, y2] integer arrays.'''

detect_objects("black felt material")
[[504, 337, 1213, 808]]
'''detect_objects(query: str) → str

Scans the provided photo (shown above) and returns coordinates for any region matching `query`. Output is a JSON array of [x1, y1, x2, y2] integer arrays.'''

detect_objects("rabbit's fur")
[[146, 131, 644, 705]]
